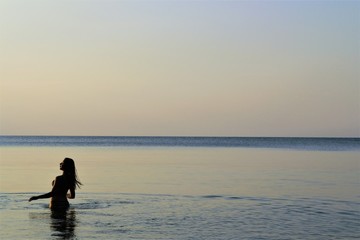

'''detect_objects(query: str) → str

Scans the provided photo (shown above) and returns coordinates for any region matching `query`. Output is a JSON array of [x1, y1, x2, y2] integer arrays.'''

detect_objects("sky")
[[0, 0, 359, 137]]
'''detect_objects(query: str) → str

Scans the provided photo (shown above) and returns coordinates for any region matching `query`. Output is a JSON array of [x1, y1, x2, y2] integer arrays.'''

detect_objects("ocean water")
[[0, 136, 359, 150], [0, 136, 359, 239]]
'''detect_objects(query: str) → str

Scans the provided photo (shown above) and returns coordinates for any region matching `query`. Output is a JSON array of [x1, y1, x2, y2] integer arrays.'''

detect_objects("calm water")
[[0, 136, 359, 239]]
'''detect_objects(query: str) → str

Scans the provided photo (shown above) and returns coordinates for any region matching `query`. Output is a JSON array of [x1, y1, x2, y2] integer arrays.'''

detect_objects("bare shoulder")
[[55, 175, 65, 182]]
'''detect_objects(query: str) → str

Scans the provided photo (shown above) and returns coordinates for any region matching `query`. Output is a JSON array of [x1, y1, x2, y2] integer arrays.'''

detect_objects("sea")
[[0, 136, 359, 239]]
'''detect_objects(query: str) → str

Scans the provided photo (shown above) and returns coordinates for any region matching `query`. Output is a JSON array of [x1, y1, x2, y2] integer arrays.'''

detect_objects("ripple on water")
[[2, 193, 360, 239]]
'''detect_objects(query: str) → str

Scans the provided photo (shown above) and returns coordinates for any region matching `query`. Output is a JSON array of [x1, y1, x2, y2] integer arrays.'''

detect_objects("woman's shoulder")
[[55, 175, 65, 181], [52, 175, 65, 186], [53, 175, 70, 186], [56, 175, 72, 183]]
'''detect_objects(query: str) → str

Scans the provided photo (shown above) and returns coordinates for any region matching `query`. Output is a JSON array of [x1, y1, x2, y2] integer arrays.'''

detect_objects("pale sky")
[[0, 0, 359, 137]]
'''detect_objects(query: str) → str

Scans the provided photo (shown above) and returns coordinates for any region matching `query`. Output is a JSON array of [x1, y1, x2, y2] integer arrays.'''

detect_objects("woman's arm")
[[67, 187, 75, 199], [28, 176, 59, 202], [28, 192, 53, 202]]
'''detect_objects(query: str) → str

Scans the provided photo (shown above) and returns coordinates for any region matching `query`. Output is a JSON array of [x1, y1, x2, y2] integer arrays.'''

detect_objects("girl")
[[29, 158, 82, 210]]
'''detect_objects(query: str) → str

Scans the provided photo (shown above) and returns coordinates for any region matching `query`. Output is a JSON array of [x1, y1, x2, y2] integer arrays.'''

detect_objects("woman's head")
[[60, 158, 75, 173], [60, 157, 82, 189]]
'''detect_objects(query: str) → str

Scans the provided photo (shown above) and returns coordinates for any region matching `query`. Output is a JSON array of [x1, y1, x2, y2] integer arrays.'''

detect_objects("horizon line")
[[0, 135, 359, 139]]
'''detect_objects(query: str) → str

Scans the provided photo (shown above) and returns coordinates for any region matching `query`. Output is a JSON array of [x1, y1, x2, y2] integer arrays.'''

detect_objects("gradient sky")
[[0, 0, 359, 137]]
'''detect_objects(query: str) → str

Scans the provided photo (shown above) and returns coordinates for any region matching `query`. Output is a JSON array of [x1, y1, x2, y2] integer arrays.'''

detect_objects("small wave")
[[337, 211, 359, 217], [114, 200, 135, 204], [74, 199, 135, 210], [75, 202, 111, 210], [202, 195, 224, 199], [199, 195, 278, 202], [226, 196, 244, 200]]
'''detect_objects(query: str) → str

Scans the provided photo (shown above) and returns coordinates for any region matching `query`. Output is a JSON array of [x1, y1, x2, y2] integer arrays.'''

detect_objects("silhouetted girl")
[[29, 158, 82, 210]]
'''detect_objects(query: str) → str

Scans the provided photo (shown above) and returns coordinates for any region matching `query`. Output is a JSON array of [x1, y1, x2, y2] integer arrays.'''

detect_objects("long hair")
[[63, 158, 82, 190]]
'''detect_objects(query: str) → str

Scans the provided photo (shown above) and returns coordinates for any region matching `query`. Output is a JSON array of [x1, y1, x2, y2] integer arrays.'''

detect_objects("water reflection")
[[50, 209, 77, 239]]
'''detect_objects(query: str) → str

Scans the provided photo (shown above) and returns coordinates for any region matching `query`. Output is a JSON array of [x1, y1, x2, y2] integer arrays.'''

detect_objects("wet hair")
[[63, 158, 82, 190]]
